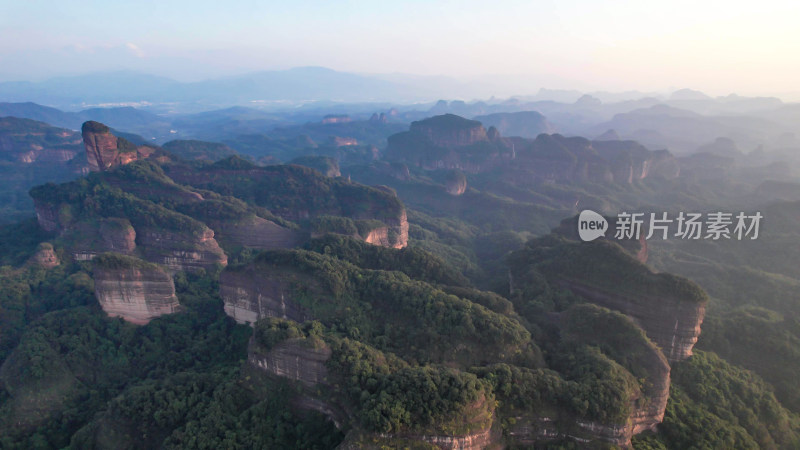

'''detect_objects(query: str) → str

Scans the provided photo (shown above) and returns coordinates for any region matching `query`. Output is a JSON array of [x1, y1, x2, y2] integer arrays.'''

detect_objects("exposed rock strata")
[[211, 215, 305, 250], [248, 338, 331, 387], [93, 255, 181, 325], [386, 114, 680, 184], [409, 114, 488, 148], [220, 270, 308, 324], [561, 280, 705, 362], [82, 121, 158, 172], [27, 243, 60, 268], [137, 228, 227, 272]]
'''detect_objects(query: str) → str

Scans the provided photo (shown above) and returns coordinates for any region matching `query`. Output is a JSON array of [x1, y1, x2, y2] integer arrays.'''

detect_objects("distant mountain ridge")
[[0, 68, 439, 108]]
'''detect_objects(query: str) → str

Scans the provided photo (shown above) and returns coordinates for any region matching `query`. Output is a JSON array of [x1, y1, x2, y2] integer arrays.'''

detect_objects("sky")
[[1, 0, 799, 97]]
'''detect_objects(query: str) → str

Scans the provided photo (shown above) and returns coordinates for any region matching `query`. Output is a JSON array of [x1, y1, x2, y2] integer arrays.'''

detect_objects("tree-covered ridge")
[[170, 157, 405, 222], [81, 120, 110, 134], [29, 175, 209, 238], [303, 234, 468, 286], [252, 317, 493, 437], [633, 351, 800, 449], [328, 337, 493, 436], [0, 117, 80, 150], [508, 235, 708, 306], [227, 249, 533, 366], [0, 260, 341, 449], [410, 114, 484, 132]]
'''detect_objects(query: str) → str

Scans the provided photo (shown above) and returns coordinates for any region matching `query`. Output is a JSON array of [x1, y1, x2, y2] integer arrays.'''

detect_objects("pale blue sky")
[[1, 0, 798, 95]]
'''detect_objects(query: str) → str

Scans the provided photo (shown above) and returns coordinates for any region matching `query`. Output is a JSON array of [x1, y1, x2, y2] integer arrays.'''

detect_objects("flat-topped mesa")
[[386, 114, 511, 173], [508, 237, 707, 363], [29, 177, 228, 272], [92, 253, 181, 325], [168, 159, 409, 249], [409, 114, 488, 148], [81, 121, 161, 171]]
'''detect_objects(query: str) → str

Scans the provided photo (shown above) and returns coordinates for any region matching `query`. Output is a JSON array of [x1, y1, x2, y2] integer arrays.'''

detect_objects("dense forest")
[[2, 111, 800, 449]]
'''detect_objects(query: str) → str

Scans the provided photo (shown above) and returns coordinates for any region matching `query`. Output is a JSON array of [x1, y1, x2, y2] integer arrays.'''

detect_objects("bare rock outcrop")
[[444, 170, 467, 196], [211, 215, 305, 250], [92, 253, 181, 325], [562, 280, 705, 362], [248, 338, 331, 387], [220, 270, 308, 325], [82, 121, 158, 172], [137, 228, 227, 272], [27, 243, 60, 268]]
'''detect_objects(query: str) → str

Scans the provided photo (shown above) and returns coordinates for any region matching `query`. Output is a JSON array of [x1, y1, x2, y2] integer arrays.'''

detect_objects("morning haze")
[[2, 0, 799, 99], [5, 2, 800, 449]]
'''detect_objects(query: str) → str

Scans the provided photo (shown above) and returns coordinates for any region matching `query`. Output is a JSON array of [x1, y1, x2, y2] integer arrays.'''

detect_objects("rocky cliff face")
[[386, 115, 679, 184], [362, 225, 400, 248], [0, 117, 83, 163], [560, 280, 705, 363], [93, 254, 181, 325], [512, 236, 706, 364], [63, 218, 137, 261], [444, 170, 467, 196], [82, 121, 158, 172], [220, 270, 308, 324], [34, 201, 61, 233], [505, 237, 707, 446], [32, 186, 226, 271], [27, 243, 60, 268], [211, 215, 305, 250], [137, 228, 227, 272], [248, 338, 331, 387]]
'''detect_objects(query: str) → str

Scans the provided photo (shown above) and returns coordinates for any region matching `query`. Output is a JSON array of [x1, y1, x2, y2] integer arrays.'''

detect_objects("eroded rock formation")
[[82, 121, 159, 171], [137, 228, 227, 272], [92, 253, 181, 325], [562, 279, 705, 362], [248, 338, 331, 387], [220, 270, 308, 325], [27, 243, 60, 268]]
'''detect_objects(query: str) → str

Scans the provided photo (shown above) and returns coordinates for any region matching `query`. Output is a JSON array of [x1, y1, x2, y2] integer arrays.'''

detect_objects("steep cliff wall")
[[219, 270, 308, 324], [92, 253, 181, 325], [561, 280, 705, 362], [248, 338, 331, 387], [211, 215, 305, 250], [360, 209, 408, 249], [444, 170, 467, 196], [26, 243, 60, 268], [137, 227, 227, 272], [82, 121, 158, 172]]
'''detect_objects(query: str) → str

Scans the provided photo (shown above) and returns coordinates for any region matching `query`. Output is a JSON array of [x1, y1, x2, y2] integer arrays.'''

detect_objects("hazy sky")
[[1, 0, 799, 96]]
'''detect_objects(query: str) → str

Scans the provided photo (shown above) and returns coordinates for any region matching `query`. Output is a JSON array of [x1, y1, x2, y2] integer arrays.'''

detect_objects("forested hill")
[[1, 116, 799, 448]]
